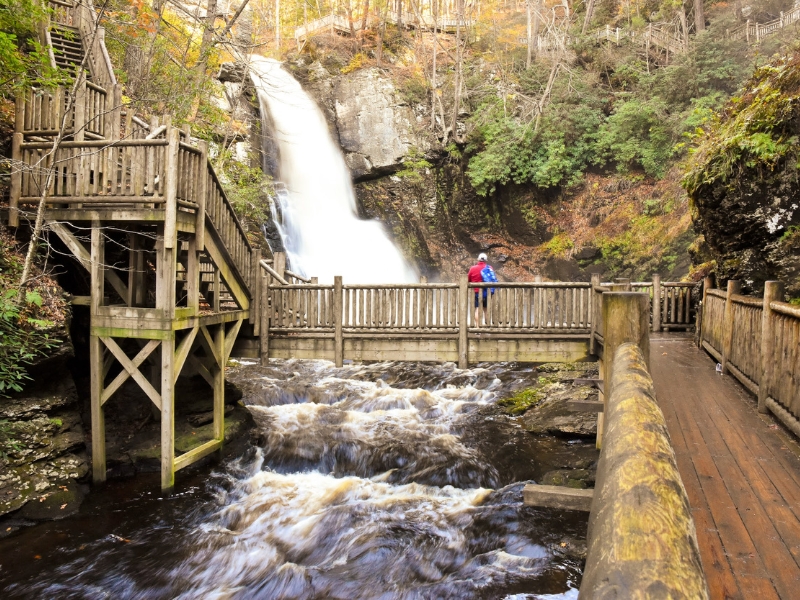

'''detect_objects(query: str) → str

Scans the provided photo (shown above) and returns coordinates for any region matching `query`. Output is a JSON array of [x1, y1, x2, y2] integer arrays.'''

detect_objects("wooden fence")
[[260, 272, 698, 366], [699, 278, 800, 438]]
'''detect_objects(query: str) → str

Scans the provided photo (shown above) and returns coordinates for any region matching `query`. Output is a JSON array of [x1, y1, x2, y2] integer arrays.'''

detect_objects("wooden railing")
[[728, 6, 800, 42], [16, 138, 168, 203], [699, 279, 800, 438]]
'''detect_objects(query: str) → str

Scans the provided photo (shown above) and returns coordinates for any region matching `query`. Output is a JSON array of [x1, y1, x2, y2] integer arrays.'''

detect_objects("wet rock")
[[17, 481, 86, 521], [0, 363, 87, 520], [575, 246, 600, 261], [494, 362, 600, 437], [540, 469, 595, 489]]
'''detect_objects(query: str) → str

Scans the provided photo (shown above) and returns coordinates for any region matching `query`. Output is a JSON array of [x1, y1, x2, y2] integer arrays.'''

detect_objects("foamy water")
[[250, 57, 418, 284], [4, 360, 588, 598]]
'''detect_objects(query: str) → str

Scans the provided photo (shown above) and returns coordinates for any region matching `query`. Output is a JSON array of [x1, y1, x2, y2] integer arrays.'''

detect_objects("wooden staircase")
[[8, 0, 264, 490]]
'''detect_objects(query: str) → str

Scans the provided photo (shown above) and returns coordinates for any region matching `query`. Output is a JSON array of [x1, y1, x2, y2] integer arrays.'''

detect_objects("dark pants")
[[474, 292, 487, 308]]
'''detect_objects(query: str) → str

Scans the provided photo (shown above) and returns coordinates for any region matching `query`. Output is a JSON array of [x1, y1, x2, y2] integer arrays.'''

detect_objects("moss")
[[684, 51, 800, 196], [497, 388, 545, 415], [542, 232, 575, 257]]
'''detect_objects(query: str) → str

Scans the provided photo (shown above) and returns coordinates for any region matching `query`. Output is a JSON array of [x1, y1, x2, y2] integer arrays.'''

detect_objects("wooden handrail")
[[260, 260, 289, 285]]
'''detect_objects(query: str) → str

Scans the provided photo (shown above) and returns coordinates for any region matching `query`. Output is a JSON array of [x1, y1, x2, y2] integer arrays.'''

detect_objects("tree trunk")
[[694, 0, 705, 32], [678, 7, 688, 49], [431, 0, 437, 129], [361, 0, 370, 30], [526, 0, 533, 68], [275, 0, 280, 51], [582, 0, 595, 34], [450, 0, 463, 142], [195, 0, 219, 74]]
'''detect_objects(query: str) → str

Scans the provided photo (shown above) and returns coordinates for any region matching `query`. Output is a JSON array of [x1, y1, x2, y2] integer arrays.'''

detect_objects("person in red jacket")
[[468, 252, 491, 326]]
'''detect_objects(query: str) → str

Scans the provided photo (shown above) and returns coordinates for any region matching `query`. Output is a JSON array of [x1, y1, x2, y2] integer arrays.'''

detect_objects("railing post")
[[196, 140, 208, 251], [652, 274, 661, 332], [273, 251, 286, 281], [9, 131, 22, 227], [164, 126, 180, 249], [721, 280, 741, 375], [110, 83, 122, 141], [746, 19, 751, 43], [601, 292, 650, 403], [260, 269, 270, 363], [73, 74, 86, 142], [758, 281, 784, 414], [458, 275, 469, 369], [334, 275, 343, 367], [589, 273, 600, 355], [698, 276, 712, 348]]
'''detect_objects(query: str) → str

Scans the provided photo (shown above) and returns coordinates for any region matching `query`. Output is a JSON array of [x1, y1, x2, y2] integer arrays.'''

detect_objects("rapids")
[[0, 360, 593, 599], [249, 57, 418, 284]]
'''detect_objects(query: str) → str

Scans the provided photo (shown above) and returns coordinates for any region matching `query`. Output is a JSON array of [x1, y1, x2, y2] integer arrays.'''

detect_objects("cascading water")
[[249, 57, 418, 284], [1, 360, 594, 599]]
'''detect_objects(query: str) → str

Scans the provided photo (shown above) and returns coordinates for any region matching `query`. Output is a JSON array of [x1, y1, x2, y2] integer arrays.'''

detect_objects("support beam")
[[161, 336, 176, 491], [50, 221, 129, 301], [223, 319, 243, 363], [173, 326, 199, 384], [101, 339, 161, 404], [100, 337, 163, 409], [213, 324, 225, 441]]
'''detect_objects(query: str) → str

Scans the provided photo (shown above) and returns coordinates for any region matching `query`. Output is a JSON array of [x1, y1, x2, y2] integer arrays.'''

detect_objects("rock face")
[[684, 51, 800, 296], [295, 63, 432, 181], [332, 68, 428, 179], [0, 360, 90, 520]]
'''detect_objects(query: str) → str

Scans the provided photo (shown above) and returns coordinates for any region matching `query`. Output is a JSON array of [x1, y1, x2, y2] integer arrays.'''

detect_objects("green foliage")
[[396, 147, 432, 184], [214, 150, 274, 230], [0, 0, 67, 96], [543, 232, 574, 257], [683, 51, 800, 196], [595, 97, 675, 178], [0, 289, 60, 395]]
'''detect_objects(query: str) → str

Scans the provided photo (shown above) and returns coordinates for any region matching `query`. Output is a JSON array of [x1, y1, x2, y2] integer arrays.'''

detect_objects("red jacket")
[[468, 262, 486, 293]]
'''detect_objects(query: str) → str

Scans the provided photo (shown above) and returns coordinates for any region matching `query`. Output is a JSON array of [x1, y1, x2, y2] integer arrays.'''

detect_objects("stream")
[[0, 360, 595, 599]]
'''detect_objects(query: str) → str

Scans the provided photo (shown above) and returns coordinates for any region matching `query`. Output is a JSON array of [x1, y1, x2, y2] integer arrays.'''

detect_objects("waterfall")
[[249, 56, 418, 284]]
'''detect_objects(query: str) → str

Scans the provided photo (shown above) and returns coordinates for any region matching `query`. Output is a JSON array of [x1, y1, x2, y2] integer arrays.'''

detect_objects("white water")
[[249, 56, 418, 284]]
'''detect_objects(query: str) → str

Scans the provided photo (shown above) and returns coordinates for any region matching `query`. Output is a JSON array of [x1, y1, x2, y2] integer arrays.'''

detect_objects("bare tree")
[[694, 0, 705, 32]]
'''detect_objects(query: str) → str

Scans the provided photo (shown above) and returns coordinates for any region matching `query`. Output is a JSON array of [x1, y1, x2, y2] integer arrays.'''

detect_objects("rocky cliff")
[[684, 50, 800, 297]]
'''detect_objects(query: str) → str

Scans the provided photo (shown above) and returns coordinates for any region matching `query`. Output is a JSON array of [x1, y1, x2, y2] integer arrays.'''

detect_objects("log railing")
[[16, 138, 168, 204], [699, 279, 800, 438]]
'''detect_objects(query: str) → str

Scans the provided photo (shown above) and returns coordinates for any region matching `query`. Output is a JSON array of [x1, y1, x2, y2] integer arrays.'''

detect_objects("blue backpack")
[[480, 265, 497, 295]]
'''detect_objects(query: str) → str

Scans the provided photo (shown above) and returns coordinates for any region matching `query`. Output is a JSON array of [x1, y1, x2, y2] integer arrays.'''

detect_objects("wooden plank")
[[174, 439, 223, 471], [100, 336, 163, 409], [523, 484, 593, 511]]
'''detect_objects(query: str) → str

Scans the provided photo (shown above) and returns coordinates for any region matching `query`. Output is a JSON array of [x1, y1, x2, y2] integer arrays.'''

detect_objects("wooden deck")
[[651, 337, 800, 599]]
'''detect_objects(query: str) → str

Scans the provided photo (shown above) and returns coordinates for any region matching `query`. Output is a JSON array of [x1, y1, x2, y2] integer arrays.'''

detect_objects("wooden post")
[[273, 251, 286, 281], [589, 273, 600, 355], [196, 140, 208, 251], [614, 277, 632, 291], [160, 334, 175, 491], [601, 292, 650, 401], [458, 275, 469, 369], [721, 280, 741, 375], [260, 270, 270, 363], [9, 132, 22, 227], [187, 238, 199, 313], [212, 268, 221, 313], [698, 276, 712, 348], [90, 222, 105, 482], [163, 127, 180, 249], [213, 324, 225, 440], [73, 74, 86, 142], [334, 276, 343, 367], [758, 281, 783, 414], [652, 274, 661, 333], [111, 83, 122, 141], [534, 275, 543, 283]]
